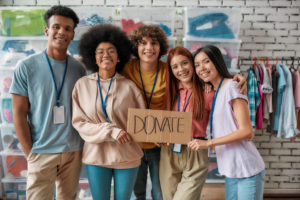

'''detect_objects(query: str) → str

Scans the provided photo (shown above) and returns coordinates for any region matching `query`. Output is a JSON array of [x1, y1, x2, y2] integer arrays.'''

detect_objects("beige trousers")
[[160, 145, 209, 200], [26, 150, 82, 200]]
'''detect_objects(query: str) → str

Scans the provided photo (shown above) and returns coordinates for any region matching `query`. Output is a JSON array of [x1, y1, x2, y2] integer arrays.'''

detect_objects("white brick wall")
[[176, 0, 198, 6], [129, 0, 151, 6], [5, 0, 300, 195], [13, 0, 36, 5], [0, 0, 13, 5], [37, 0, 59, 5], [106, 0, 128, 6], [199, 0, 222, 6], [152, 0, 175, 6], [60, 0, 82, 5], [82, 0, 105, 5]]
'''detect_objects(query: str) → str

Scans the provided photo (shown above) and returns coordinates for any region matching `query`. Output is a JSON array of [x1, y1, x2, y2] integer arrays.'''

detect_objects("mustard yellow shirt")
[[122, 59, 167, 148]]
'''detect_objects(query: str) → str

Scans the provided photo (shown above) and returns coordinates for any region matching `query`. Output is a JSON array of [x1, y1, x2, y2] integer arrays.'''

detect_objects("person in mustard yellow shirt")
[[122, 25, 167, 200], [123, 25, 248, 200]]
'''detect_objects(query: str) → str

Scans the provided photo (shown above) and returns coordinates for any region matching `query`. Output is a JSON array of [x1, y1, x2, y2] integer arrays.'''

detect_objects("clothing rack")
[[239, 57, 300, 69]]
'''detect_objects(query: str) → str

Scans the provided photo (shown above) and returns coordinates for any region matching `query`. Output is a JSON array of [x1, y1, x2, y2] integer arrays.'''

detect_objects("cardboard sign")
[[127, 108, 192, 144]]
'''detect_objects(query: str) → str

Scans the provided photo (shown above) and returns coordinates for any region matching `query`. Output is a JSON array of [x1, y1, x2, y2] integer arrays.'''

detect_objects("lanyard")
[[45, 49, 68, 107], [138, 62, 159, 109], [177, 92, 192, 112], [97, 73, 114, 122], [209, 77, 224, 134]]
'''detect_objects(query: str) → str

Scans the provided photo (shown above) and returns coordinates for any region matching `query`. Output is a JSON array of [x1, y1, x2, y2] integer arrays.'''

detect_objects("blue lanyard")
[[45, 49, 68, 107], [177, 92, 192, 112], [97, 73, 114, 122], [138, 63, 159, 109], [209, 78, 224, 134]]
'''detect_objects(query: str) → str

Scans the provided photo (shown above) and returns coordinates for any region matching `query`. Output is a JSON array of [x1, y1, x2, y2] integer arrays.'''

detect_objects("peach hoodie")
[[72, 73, 145, 169]]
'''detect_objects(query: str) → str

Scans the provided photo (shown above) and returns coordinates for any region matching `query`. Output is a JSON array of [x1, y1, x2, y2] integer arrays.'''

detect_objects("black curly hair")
[[78, 24, 132, 73], [130, 25, 168, 59], [44, 5, 79, 29]]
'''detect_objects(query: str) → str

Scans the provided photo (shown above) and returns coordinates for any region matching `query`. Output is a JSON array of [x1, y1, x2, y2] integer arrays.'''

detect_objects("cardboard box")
[[127, 108, 192, 144]]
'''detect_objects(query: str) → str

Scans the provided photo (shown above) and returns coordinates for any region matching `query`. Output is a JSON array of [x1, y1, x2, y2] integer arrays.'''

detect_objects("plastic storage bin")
[[1, 97, 13, 123], [0, 68, 14, 96], [206, 157, 225, 183], [184, 8, 241, 40], [0, 124, 22, 152], [119, 7, 175, 36], [0, 151, 27, 179], [160, 37, 181, 61], [2, 178, 26, 200], [70, 7, 115, 39], [0, 38, 80, 67], [183, 38, 241, 69], [0, 8, 46, 36], [0, 38, 47, 67], [76, 179, 92, 200]]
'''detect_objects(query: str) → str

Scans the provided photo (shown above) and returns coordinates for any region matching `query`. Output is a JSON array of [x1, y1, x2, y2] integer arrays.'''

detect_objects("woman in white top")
[[188, 45, 265, 200]]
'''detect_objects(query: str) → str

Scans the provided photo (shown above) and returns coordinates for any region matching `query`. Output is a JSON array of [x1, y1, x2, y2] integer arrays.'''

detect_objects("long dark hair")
[[193, 45, 233, 79], [166, 46, 204, 120]]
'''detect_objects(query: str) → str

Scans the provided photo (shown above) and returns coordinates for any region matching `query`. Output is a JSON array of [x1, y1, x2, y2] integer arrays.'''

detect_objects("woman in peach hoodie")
[[72, 24, 145, 200]]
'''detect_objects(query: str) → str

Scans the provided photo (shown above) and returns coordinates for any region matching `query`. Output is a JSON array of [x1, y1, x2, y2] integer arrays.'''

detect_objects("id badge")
[[172, 144, 182, 154], [53, 105, 65, 124]]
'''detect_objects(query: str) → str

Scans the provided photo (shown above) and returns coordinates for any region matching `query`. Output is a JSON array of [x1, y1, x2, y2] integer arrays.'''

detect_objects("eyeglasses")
[[95, 47, 117, 56]]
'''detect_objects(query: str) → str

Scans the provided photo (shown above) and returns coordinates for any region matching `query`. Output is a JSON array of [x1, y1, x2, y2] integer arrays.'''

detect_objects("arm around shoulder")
[[11, 94, 32, 157]]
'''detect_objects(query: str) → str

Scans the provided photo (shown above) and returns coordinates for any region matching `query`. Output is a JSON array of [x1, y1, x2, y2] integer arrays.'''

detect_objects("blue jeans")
[[225, 170, 265, 200], [134, 147, 162, 200], [86, 165, 139, 200]]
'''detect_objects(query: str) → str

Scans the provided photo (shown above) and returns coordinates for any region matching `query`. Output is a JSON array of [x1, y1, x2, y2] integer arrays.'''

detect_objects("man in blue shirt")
[[10, 5, 85, 200]]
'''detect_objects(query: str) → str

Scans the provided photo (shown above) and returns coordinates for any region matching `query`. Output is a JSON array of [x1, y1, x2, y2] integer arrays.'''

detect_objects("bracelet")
[[208, 139, 214, 148]]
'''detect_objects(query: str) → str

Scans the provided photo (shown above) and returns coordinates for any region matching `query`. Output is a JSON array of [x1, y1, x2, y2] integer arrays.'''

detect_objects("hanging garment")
[[247, 68, 260, 128], [273, 64, 286, 131], [277, 64, 298, 138], [292, 71, 300, 136], [261, 63, 273, 93], [253, 65, 261, 84], [292, 71, 300, 111], [255, 65, 264, 130], [188, 13, 235, 38], [260, 63, 273, 122], [267, 65, 279, 134]]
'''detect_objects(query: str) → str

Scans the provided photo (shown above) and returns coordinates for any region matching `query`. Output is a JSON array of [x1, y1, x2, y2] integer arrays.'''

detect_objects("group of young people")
[[10, 5, 265, 200]]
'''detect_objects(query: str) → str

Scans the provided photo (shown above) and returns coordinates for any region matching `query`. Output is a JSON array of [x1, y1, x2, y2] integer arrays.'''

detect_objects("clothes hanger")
[[252, 57, 256, 68], [289, 57, 296, 72], [298, 58, 300, 72], [266, 57, 272, 73]]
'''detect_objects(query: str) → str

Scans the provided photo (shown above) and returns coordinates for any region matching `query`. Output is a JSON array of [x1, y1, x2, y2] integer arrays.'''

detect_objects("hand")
[[247, 128, 255, 141], [233, 74, 247, 95], [204, 83, 212, 93], [155, 142, 169, 147], [116, 130, 132, 144], [188, 139, 210, 151]]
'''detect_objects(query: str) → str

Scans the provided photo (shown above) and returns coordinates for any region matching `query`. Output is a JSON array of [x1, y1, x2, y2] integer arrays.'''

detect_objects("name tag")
[[53, 105, 65, 124], [172, 144, 182, 154]]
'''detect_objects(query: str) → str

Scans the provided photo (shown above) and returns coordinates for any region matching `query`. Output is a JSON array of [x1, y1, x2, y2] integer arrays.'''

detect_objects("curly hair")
[[44, 5, 79, 29], [78, 24, 132, 73], [130, 25, 168, 59]]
